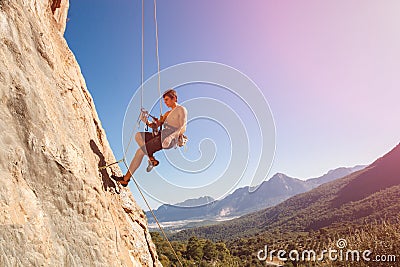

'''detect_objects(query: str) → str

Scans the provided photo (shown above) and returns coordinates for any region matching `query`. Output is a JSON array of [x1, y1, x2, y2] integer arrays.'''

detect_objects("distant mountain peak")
[[173, 196, 215, 207], [270, 173, 290, 181], [327, 167, 345, 174]]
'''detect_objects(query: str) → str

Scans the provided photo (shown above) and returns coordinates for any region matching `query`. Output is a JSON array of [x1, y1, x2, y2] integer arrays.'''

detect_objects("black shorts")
[[140, 132, 162, 157]]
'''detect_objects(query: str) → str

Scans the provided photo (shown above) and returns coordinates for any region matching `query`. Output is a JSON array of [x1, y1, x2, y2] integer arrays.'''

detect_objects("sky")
[[64, 0, 400, 209]]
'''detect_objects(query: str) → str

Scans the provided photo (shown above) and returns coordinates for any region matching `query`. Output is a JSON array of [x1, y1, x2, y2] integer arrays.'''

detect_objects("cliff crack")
[[51, 0, 61, 14], [127, 213, 158, 266]]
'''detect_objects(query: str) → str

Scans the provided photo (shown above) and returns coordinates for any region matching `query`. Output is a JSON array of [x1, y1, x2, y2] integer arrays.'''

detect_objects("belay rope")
[[99, 0, 183, 265]]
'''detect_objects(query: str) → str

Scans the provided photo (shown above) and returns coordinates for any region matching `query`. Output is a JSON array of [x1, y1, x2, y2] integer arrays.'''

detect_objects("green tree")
[[159, 254, 170, 267], [186, 236, 203, 261], [202, 239, 217, 261], [215, 242, 230, 261]]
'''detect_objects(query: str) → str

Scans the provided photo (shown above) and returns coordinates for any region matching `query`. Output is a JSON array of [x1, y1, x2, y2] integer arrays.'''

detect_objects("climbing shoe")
[[146, 157, 159, 172], [111, 175, 130, 187]]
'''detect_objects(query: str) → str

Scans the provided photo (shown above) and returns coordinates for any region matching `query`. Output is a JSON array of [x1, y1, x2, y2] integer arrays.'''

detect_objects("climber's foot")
[[111, 175, 130, 187], [146, 157, 159, 172]]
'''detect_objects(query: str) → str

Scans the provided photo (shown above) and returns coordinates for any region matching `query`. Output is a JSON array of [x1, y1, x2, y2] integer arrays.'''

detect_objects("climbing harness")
[[140, 108, 161, 134]]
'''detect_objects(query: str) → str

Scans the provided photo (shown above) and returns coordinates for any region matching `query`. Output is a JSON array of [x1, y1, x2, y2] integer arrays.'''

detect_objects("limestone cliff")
[[0, 0, 160, 266]]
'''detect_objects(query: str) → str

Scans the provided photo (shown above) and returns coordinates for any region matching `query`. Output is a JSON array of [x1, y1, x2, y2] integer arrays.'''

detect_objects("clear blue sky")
[[65, 0, 400, 209]]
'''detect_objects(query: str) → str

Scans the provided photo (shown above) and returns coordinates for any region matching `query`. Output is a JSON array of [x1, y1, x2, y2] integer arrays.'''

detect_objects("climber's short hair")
[[162, 89, 177, 101]]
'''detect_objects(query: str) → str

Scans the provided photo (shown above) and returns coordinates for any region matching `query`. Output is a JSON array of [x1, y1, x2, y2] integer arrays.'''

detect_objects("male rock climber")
[[113, 89, 187, 187]]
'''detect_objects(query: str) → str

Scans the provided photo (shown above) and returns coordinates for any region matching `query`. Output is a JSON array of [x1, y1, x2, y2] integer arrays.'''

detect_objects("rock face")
[[0, 1, 160, 266]]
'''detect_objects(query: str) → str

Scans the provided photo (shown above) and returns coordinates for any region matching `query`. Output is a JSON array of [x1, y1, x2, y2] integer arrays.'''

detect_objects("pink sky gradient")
[[213, 1, 400, 177]]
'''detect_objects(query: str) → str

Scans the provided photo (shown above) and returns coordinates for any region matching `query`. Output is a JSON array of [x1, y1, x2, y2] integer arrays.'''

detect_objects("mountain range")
[[147, 165, 365, 223], [172, 143, 400, 241]]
